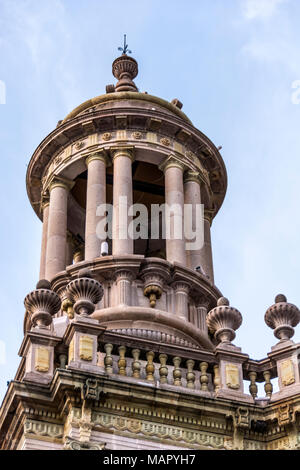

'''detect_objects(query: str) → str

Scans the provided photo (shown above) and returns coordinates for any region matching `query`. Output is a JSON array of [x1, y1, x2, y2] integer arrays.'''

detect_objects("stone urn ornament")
[[24, 280, 61, 329], [265, 294, 300, 342], [206, 297, 242, 344], [65, 269, 104, 317]]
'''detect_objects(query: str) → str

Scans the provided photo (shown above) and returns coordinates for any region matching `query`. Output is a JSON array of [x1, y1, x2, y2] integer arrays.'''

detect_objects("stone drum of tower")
[[25, 52, 227, 350]]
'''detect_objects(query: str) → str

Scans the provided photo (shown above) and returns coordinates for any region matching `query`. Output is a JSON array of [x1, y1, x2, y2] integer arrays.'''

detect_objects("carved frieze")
[[92, 411, 227, 449]]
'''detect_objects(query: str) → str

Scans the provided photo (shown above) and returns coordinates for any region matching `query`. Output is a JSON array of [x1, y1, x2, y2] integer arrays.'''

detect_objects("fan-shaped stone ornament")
[[264, 294, 300, 341], [24, 280, 61, 329], [66, 269, 104, 317], [206, 297, 242, 344], [112, 55, 138, 92]]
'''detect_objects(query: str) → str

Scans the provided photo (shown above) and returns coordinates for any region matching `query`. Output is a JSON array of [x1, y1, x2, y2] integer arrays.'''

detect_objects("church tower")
[[1, 46, 300, 450]]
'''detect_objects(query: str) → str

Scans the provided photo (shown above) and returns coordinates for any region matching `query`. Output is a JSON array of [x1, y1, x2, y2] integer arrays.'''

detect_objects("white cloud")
[[242, 0, 287, 20]]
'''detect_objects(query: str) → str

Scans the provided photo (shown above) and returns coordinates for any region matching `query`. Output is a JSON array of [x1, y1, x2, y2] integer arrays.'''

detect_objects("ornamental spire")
[[111, 34, 138, 93]]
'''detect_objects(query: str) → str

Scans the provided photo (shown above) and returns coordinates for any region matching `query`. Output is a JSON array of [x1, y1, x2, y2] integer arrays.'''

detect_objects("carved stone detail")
[[102, 132, 112, 141], [265, 294, 300, 341], [225, 364, 240, 390], [206, 297, 242, 344], [66, 269, 104, 317], [280, 360, 295, 386], [35, 347, 50, 373], [24, 280, 61, 329], [79, 336, 94, 361]]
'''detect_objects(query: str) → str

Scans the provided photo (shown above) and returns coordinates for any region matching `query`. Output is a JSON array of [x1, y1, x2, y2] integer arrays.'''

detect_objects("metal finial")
[[118, 34, 132, 55]]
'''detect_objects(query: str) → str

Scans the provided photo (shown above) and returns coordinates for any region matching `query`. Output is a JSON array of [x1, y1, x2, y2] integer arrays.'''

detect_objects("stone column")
[[196, 298, 209, 333], [199, 211, 214, 284], [115, 270, 133, 306], [112, 147, 134, 256], [66, 232, 74, 267], [85, 151, 108, 261], [184, 171, 202, 270], [39, 200, 50, 280], [45, 180, 72, 281], [173, 281, 190, 321], [160, 157, 186, 266]]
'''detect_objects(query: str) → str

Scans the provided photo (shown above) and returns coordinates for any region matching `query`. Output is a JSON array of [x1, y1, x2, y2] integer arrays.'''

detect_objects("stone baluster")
[[186, 360, 195, 389], [59, 353, 67, 369], [213, 365, 221, 391], [263, 370, 273, 398], [118, 346, 127, 376], [132, 349, 141, 379], [62, 298, 74, 320], [249, 371, 258, 399], [73, 248, 84, 264], [159, 354, 168, 384], [173, 357, 182, 386], [200, 362, 209, 391], [104, 344, 113, 374], [146, 351, 155, 382]]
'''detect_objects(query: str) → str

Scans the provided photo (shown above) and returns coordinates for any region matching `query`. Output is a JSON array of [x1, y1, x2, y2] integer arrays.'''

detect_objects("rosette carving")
[[24, 280, 61, 329], [265, 294, 300, 341], [206, 297, 242, 344], [66, 269, 104, 317]]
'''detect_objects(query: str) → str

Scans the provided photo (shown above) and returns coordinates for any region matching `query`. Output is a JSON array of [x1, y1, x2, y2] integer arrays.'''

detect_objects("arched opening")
[[69, 160, 166, 259]]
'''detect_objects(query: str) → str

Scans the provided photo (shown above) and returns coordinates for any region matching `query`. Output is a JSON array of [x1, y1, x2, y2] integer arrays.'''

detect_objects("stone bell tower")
[[1, 47, 300, 451]]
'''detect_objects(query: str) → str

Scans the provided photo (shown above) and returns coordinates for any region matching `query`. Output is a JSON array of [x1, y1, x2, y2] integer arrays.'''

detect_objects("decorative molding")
[[64, 437, 106, 450], [24, 420, 63, 439], [92, 412, 227, 449]]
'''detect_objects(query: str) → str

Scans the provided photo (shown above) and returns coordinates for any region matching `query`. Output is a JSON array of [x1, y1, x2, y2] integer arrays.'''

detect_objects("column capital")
[[110, 146, 134, 162], [204, 209, 215, 226], [40, 193, 50, 211], [85, 149, 111, 167], [184, 170, 201, 184], [49, 177, 74, 193], [159, 154, 185, 173]]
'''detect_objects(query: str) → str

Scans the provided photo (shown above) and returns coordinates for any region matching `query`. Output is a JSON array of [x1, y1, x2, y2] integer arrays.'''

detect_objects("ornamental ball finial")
[[275, 294, 287, 304], [217, 297, 230, 307], [36, 279, 51, 290], [78, 268, 93, 279]]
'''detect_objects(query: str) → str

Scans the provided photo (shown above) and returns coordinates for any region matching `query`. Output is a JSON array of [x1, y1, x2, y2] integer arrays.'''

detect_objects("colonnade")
[[40, 148, 214, 283]]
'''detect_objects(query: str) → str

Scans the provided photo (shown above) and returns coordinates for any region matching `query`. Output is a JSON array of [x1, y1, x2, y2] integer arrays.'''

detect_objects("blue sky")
[[0, 0, 299, 400]]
